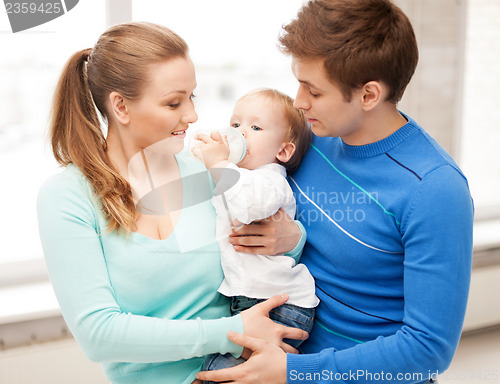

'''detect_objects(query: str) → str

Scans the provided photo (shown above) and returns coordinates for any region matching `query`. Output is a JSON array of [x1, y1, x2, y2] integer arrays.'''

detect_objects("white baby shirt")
[[212, 162, 319, 308]]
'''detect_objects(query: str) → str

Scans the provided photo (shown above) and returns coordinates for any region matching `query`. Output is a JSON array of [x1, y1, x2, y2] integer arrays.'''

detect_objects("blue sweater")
[[37, 152, 244, 384], [287, 114, 473, 383]]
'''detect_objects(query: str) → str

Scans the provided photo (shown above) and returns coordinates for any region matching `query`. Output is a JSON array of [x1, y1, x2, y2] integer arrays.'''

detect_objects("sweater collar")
[[339, 112, 420, 158]]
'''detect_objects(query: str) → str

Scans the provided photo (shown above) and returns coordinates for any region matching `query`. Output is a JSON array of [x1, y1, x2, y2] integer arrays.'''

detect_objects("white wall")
[[0, 339, 108, 384], [394, 0, 466, 158]]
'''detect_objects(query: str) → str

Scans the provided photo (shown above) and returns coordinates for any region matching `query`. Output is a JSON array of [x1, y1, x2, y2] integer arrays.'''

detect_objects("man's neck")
[[342, 103, 407, 146]]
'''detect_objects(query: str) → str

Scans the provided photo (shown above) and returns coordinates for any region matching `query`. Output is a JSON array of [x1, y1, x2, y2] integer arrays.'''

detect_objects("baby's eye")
[[231, 123, 240, 128], [251, 125, 262, 131]]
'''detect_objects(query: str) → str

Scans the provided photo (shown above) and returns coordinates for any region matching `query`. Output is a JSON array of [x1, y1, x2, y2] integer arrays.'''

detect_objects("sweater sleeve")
[[287, 165, 473, 383], [285, 220, 307, 264], [37, 170, 243, 363]]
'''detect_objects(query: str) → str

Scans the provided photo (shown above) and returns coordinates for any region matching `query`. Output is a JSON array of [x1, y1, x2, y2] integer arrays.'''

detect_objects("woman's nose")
[[182, 103, 198, 124]]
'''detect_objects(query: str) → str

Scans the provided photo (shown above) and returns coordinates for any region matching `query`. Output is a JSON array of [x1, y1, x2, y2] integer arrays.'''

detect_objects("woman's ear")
[[108, 91, 130, 125], [276, 142, 296, 164], [359, 81, 384, 111]]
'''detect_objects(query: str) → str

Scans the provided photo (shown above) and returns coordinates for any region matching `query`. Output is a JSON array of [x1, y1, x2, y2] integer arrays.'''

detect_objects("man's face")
[[291, 57, 365, 144]]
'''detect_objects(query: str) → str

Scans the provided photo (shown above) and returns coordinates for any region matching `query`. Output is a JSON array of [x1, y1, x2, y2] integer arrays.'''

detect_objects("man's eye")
[[310, 90, 320, 97], [251, 125, 262, 131]]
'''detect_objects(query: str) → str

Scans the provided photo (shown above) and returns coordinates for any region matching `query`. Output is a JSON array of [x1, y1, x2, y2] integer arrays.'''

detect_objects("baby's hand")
[[192, 131, 230, 169]]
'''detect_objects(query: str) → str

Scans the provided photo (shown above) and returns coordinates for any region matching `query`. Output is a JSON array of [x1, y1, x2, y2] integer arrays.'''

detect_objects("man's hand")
[[229, 208, 302, 255], [196, 331, 287, 384]]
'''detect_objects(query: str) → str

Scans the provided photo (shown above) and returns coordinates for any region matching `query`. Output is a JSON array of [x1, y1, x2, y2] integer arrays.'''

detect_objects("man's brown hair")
[[279, 0, 418, 103]]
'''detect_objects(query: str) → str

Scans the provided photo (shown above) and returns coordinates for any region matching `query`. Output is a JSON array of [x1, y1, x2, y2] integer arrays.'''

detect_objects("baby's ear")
[[276, 142, 296, 164]]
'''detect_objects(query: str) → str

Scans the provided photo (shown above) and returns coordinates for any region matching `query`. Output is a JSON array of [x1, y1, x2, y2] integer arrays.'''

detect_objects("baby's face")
[[229, 94, 289, 170]]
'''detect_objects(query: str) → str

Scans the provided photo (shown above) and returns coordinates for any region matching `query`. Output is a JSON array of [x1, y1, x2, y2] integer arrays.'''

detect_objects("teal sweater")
[[37, 152, 244, 384]]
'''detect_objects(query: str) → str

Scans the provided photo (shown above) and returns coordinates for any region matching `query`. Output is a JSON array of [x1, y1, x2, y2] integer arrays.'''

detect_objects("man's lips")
[[306, 117, 318, 124]]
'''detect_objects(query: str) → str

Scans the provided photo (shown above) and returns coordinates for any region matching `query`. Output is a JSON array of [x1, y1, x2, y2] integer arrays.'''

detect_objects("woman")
[[37, 22, 306, 384]]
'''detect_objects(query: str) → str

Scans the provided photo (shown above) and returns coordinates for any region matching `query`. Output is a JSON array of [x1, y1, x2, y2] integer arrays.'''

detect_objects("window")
[[1, 0, 499, 287], [0, 0, 307, 284], [460, 0, 500, 215], [132, 0, 307, 131], [0, 0, 106, 275]]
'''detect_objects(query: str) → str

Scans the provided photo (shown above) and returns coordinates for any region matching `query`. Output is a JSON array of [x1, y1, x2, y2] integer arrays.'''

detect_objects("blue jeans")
[[202, 296, 315, 383]]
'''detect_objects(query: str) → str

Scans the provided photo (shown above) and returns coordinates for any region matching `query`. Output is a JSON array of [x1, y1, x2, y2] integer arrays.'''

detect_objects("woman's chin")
[[145, 136, 186, 155]]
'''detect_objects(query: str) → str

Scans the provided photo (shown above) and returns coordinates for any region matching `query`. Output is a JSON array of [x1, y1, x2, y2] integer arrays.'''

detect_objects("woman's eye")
[[190, 93, 196, 101], [251, 125, 262, 131], [231, 123, 240, 128], [168, 101, 181, 109]]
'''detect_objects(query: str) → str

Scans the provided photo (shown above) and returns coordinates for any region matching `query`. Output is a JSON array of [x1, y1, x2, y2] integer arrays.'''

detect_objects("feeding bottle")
[[188, 127, 247, 164]]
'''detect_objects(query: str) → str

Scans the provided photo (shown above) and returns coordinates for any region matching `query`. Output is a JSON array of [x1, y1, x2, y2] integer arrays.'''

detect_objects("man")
[[197, 1, 473, 383]]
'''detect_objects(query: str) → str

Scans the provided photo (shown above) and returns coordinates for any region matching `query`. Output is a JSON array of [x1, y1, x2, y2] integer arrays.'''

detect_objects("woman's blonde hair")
[[50, 22, 189, 233], [239, 88, 311, 174]]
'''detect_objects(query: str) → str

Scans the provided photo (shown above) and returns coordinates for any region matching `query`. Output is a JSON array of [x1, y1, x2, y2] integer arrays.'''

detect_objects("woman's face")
[[124, 56, 198, 154]]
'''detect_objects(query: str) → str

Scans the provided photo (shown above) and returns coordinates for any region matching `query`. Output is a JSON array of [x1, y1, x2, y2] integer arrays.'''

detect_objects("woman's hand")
[[239, 294, 308, 357], [196, 331, 287, 384], [229, 208, 301, 255]]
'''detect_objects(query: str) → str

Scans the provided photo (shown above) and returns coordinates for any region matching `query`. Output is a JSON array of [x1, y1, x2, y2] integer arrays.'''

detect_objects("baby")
[[194, 88, 319, 375]]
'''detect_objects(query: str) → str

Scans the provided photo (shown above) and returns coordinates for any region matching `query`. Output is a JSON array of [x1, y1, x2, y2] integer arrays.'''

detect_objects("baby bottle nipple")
[[221, 127, 247, 164]]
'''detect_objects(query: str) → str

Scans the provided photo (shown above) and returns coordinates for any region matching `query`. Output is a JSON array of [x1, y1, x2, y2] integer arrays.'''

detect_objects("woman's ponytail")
[[51, 49, 103, 165], [49, 48, 137, 233]]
